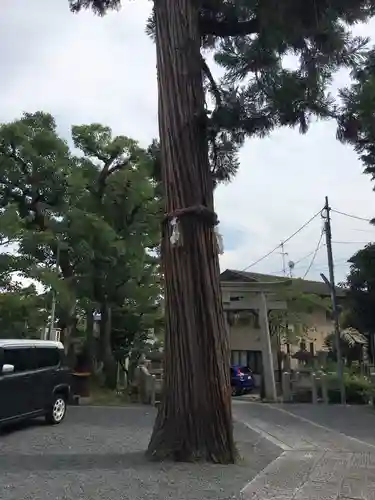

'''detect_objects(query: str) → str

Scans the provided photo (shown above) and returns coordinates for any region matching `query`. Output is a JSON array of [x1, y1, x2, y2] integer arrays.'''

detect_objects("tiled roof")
[[220, 269, 346, 298]]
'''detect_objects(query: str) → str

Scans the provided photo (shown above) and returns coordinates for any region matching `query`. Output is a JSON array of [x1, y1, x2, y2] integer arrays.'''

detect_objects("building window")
[[231, 350, 262, 374]]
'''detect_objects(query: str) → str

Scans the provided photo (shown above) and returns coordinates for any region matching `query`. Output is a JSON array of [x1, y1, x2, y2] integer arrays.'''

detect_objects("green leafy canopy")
[[342, 243, 375, 336], [0, 111, 163, 358], [337, 48, 375, 193], [69, 0, 375, 184]]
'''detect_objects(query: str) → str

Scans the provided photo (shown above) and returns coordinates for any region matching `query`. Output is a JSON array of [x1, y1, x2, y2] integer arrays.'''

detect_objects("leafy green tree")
[[66, 123, 162, 387], [0, 112, 82, 346], [0, 284, 48, 339], [0, 113, 162, 388], [269, 288, 331, 342], [269, 287, 331, 378], [337, 48, 375, 183], [68, 0, 375, 463], [340, 244, 375, 359]]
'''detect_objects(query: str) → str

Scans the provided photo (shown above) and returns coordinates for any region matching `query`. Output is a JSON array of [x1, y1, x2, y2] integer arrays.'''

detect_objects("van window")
[[35, 347, 60, 369], [3, 347, 35, 372], [58, 349, 69, 367]]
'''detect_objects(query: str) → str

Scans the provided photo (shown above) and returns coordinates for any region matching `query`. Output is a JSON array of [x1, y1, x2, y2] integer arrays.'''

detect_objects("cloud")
[[219, 224, 246, 252], [0, 1, 158, 143], [1, 1, 374, 286], [216, 120, 375, 282]]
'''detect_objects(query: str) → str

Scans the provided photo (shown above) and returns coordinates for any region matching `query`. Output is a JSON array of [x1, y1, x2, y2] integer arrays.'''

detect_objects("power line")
[[313, 262, 350, 269], [331, 209, 372, 223], [332, 241, 373, 245], [284, 239, 368, 269], [294, 244, 327, 266], [242, 210, 321, 271], [270, 256, 350, 276], [291, 256, 349, 271], [351, 228, 375, 233], [269, 244, 327, 274], [302, 230, 324, 279]]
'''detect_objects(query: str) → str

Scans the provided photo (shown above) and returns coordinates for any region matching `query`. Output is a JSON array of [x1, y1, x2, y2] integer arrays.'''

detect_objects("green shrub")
[[326, 373, 373, 404], [291, 373, 374, 404]]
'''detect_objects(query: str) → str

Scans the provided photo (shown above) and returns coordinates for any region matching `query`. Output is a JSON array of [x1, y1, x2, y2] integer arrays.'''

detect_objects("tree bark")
[[147, 0, 236, 463], [85, 307, 95, 371], [100, 301, 117, 389]]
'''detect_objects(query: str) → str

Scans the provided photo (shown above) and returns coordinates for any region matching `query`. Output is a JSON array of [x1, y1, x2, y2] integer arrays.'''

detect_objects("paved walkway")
[[233, 401, 375, 499]]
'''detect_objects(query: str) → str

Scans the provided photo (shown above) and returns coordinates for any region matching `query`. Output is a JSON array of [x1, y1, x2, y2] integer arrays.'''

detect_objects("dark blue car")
[[230, 365, 255, 396]]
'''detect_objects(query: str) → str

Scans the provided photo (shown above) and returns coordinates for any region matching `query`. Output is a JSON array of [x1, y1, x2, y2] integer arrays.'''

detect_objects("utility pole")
[[278, 242, 289, 382], [279, 242, 288, 276], [322, 196, 346, 404], [48, 241, 60, 341]]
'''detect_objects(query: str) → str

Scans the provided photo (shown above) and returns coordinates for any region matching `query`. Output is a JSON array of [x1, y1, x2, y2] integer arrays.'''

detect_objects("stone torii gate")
[[221, 279, 291, 401]]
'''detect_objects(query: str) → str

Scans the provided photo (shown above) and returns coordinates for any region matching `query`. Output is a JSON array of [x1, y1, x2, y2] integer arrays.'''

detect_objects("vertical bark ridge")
[[147, 0, 236, 463]]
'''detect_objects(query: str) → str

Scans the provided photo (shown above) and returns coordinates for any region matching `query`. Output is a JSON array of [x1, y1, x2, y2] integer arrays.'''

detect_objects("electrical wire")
[[294, 244, 327, 266], [331, 209, 372, 223], [270, 254, 353, 276], [332, 241, 373, 245], [270, 244, 327, 275], [301, 262, 351, 273], [351, 228, 375, 233], [302, 230, 324, 279], [241, 210, 322, 271]]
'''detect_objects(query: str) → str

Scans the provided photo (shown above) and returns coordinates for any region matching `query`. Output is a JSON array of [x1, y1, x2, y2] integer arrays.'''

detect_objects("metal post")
[[370, 373, 375, 406], [259, 292, 277, 401], [49, 241, 60, 341], [322, 196, 346, 404], [321, 373, 329, 404], [150, 375, 156, 406], [282, 372, 292, 402], [311, 373, 318, 404], [280, 241, 288, 277]]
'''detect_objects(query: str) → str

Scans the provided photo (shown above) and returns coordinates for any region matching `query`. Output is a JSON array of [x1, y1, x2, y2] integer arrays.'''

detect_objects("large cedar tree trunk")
[[100, 302, 117, 389], [147, 0, 236, 463], [85, 307, 95, 372]]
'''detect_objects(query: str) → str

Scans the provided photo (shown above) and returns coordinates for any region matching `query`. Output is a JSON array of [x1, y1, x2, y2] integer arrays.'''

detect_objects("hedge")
[[292, 373, 374, 404]]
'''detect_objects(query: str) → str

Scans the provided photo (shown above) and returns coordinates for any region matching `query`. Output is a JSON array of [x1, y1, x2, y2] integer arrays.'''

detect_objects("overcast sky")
[[2, 0, 375, 284]]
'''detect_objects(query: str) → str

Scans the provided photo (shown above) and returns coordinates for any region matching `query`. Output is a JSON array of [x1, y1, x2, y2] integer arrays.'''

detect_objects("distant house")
[[220, 269, 346, 380]]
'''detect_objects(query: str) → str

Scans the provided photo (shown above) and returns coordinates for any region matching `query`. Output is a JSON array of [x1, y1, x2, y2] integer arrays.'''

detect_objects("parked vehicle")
[[230, 365, 255, 396], [0, 340, 71, 428]]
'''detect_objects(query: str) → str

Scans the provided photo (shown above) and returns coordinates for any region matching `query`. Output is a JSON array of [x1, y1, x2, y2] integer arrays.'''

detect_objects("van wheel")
[[45, 394, 66, 425]]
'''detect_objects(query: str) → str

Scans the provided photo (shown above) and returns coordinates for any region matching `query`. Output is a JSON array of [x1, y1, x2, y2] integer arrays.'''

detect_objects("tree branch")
[[199, 17, 259, 37], [201, 56, 221, 107], [125, 204, 142, 226], [108, 158, 132, 176], [97, 155, 133, 201], [9, 144, 31, 180]]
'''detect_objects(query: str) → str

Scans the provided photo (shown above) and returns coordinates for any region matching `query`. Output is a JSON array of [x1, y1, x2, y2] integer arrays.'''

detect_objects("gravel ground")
[[0, 405, 280, 500]]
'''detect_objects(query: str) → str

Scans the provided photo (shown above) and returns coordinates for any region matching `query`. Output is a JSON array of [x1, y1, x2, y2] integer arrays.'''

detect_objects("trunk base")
[[103, 360, 117, 390], [146, 411, 238, 464]]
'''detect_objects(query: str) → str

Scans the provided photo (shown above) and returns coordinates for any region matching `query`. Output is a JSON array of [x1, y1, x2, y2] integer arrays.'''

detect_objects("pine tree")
[[68, 0, 375, 463], [337, 47, 375, 185]]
